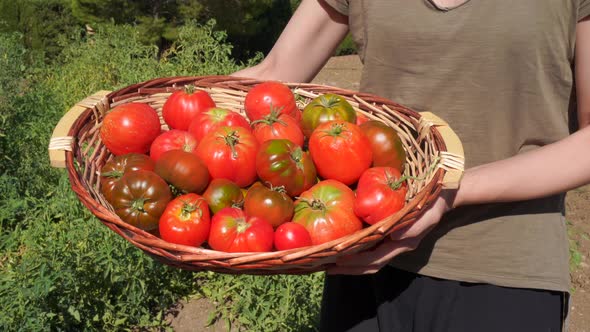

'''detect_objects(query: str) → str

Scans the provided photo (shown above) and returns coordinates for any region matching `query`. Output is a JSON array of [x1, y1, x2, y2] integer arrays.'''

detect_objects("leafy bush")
[[198, 272, 323, 331], [0, 0, 78, 60], [334, 33, 358, 56], [0, 20, 323, 332], [45, 20, 249, 109], [0, 175, 197, 330]]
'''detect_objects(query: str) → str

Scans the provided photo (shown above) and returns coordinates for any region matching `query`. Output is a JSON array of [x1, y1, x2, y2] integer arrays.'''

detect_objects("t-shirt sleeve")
[[322, 0, 349, 16], [580, 0, 590, 21]]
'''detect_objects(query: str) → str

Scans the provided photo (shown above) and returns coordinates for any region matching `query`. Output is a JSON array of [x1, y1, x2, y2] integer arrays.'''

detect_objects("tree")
[[201, 0, 293, 60], [0, 0, 77, 60]]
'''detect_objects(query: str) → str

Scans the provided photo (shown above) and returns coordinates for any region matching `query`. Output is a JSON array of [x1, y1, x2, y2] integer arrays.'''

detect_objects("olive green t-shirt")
[[324, 0, 590, 292]]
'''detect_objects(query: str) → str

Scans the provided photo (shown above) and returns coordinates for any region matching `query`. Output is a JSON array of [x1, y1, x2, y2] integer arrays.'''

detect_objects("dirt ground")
[[169, 55, 590, 332]]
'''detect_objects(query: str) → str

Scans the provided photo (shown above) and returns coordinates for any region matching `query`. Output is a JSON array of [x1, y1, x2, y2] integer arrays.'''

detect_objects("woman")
[[234, 1, 590, 331]]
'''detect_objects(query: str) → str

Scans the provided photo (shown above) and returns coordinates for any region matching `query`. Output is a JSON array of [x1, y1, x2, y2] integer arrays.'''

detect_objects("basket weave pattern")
[[65, 75, 453, 274]]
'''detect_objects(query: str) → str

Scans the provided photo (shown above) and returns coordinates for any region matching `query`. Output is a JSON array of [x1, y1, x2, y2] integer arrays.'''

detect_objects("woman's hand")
[[327, 190, 457, 275]]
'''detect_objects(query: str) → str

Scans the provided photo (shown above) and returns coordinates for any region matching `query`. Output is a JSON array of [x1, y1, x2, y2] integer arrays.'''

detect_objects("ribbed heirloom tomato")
[[293, 180, 362, 245], [309, 120, 372, 185], [110, 170, 172, 231], [100, 153, 155, 203], [159, 193, 211, 247], [244, 182, 294, 228], [149, 130, 198, 162], [244, 81, 300, 122], [196, 126, 259, 188], [256, 139, 317, 197], [301, 93, 357, 137], [187, 108, 250, 141], [202, 179, 245, 214], [162, 85, 216, 130], [100, 103, 161, 155], [360, 120, 406, 172], [353, 167, 408, 225], [208, 207, 274, 253], [154, 150, 210, 194], [251, 111, 304, 146]]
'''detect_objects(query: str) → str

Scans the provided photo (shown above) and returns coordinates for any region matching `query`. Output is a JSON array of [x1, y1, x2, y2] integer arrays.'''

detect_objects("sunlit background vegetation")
[[0, 1, 357, 330]]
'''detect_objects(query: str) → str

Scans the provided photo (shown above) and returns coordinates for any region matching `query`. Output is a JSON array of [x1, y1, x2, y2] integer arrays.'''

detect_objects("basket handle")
[[48, 91, 111, 168], [419, 111, 465, 189]]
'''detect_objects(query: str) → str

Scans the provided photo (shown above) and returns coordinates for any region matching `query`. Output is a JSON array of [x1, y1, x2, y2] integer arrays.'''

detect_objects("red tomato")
[[202, 179, 244, 214], [100, 103, 161, 155], [159, 193, 211, 247], [356, 112, 370, 126], [110, 170, 172, 231], [149, 130, 198, 162], [251, 112, 304, 146], [244, 81, 299, 122], [293, 180, 362, 245], [309, 121, 372, 185], [208, 207, 274, 252], [162, 85, 216, 130], [360, 120, 406, 172], [274, 222, 312, 251], [353, 167, 408, 225], [243, 183, 294, 228], [187, 108, 250, 141], [256, 139, 317, 197], [196, 126, 259, 188], [100, 153, 155, 203], [154, 150, 210, 194]]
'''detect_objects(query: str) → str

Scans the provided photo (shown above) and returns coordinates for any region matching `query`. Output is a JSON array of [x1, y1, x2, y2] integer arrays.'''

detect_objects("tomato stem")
[[231, 200, 244, 209], [290, 147, 303, 163], [300, 198, 325, 212], [222, 131, 240, 159], [180, 200, 199, 220], [236, 219, 250, 233], [250, 104, 287, 128], [182, 143, 193, 152], [268, 184, 288, 194], [101, 170, 124, 179], [183, 84, 197, 95], [131, 198, 147, 213], [319, 94, 341, 109], [321, 122, 347, 137], [386, 173, 407, 191]]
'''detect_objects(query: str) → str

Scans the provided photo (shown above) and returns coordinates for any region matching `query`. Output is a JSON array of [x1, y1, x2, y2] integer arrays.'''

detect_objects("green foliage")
[[200, 0, 293, 60], [159, 20, 261, 77], [567, 221, 584, 273], [290, 0, 302, 11], [335, 33, 358, 56], [198, 272, 323, 332], [0, 0, 78, 60], [69, 0, 292, 61], [0, 21, 323, 331], [45, 20, 245, 109], [71, 0, 140, 25], [1, 0, 292, 62], [0, 33, 26, 97], [0, 176, 196, 330], [0, 33, 61, 200]]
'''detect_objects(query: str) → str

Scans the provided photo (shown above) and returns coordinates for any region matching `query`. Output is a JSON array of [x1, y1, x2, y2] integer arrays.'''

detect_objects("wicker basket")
[[48, 75, 464, 275]]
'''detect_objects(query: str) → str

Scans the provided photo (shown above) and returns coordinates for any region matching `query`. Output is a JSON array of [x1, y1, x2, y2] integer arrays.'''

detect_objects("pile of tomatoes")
[[98, 82, 407, 253]]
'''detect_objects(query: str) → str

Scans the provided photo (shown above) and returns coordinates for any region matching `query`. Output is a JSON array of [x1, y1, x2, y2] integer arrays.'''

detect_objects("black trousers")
[[320, 266, 565, 332]]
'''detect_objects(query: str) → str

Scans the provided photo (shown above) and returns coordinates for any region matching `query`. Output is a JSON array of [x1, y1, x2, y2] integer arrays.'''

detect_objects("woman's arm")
[[232, 0, 349, 83], [328, 18, 590, 275]]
